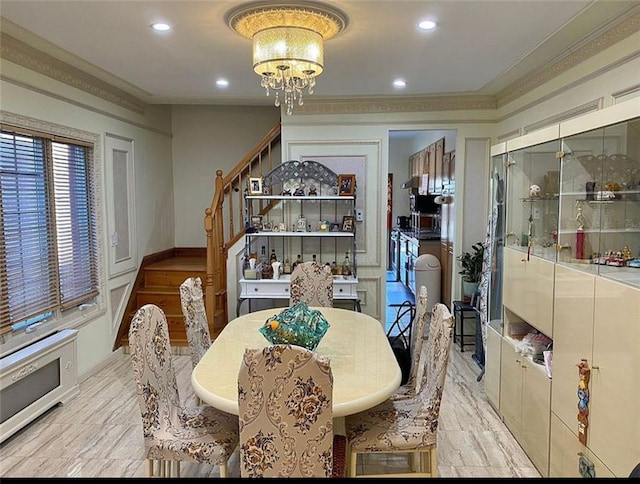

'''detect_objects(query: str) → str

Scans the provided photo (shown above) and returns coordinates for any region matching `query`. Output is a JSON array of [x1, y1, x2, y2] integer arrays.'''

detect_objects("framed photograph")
[[338, 174, 356, 196], [342, 215, 355, 232], [278, 222, 287, 232], [330, 223, 341, 232], [248, 177, 263, 195], [250, 215, 263, 231], [262, 221, 272, 232]]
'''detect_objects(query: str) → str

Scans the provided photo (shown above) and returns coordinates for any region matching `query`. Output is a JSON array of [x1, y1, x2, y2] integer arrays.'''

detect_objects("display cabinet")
[[487, 102, 639, 478], [238, 160, 359, 315], [504, 130, 561, 263], [557, 118, 640, 289]]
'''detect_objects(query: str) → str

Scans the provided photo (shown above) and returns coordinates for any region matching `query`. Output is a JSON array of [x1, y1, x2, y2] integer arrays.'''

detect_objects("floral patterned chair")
[[237, 344, 339, 477], [179, 277, 211, 368], [391, 285, 429, 401], [344, 303, 455, 477], [289, 261, 334, 307], [129, 304, 239, 477]]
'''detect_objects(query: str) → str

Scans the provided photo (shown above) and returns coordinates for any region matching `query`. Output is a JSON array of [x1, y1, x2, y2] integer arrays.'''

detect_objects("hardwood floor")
[[0, 286, 541, 478]]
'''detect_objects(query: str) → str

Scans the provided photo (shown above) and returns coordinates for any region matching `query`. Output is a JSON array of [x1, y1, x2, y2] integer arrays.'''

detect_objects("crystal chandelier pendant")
[[227, 2, 347, 115]]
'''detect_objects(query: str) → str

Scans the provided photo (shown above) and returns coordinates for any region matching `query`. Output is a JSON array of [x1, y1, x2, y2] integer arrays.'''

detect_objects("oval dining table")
[[191, 307, 401, 433]]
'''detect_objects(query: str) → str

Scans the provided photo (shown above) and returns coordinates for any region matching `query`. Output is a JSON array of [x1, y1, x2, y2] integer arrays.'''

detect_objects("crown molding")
[[297, 95, 497, 115], [496, 9, 640, 108], [1, 32, 147, 115]]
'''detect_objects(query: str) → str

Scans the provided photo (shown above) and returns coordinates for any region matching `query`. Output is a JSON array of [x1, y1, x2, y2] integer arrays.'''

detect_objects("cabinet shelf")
[[519, 196, 559, 202], [247, 195, 354, 201], [247, 231, 354, 237]]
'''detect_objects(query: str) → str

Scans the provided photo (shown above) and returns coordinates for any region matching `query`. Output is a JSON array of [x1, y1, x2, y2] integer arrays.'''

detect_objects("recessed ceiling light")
[[393, 79, 407, 88], [216, 79, 229, 88], [151, 22, 171, 32], [418, 20, 436, 31]]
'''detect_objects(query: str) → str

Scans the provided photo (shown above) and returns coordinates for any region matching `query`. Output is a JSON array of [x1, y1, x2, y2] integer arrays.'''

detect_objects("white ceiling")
[[1, 1, 638, 106]]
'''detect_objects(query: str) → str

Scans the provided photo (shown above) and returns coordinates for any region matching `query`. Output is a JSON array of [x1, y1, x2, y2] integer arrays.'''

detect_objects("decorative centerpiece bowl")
[[259, 301, 330, 351]]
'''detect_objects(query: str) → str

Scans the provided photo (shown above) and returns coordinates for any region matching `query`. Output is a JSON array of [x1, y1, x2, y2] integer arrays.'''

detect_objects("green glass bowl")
[[259, 302, 330, 351]]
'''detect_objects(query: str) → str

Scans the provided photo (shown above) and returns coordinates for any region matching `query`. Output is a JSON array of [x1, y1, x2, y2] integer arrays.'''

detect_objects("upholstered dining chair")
[[129, 304, 239, 477], [237, 344, 344, 477], [344, 303, 455, 477], [391, 285, 429, 401], [179, 276, 212, 405], [289, 261, 334, 307], [179, 277, 211, 368]]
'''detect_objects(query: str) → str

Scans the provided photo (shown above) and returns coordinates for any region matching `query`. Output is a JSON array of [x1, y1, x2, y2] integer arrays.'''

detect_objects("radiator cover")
[[0, 329, 79, 443]]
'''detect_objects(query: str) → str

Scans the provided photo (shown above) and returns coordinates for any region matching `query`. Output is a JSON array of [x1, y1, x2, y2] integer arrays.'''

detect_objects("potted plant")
[[456, 242, 484, 299]]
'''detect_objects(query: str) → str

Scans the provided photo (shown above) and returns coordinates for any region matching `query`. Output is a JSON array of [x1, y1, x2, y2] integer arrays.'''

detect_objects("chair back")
[[417, 303, 455, 423], [407, 285, 429, 394], [289, 261, 334, 307], [179, 276, 212, 369], [238, 344, 334, 477], [129, 304, 182, 441]]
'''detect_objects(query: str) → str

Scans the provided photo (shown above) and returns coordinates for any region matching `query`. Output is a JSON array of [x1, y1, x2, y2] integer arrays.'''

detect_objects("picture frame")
[[248, 177, 263, 195], [338, 174, 356, 196], [330, 223, 341, 232], [278, 222, 287, 232], [342, 215, 355, 232], [262, 221, 272, 232], [250, 215, 263, 231]]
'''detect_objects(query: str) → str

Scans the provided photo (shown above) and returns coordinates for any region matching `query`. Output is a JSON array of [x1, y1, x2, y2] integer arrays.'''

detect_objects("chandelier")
[[227, 2, 348, 115]]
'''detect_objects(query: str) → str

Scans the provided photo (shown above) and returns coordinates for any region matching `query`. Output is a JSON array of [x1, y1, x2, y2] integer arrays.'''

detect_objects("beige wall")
[[171, 105, 280, 247], [1, 59, 174, 376]]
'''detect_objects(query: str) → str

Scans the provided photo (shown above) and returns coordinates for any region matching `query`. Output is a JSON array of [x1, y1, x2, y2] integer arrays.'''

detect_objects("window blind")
[[0, 127, 98, 333]]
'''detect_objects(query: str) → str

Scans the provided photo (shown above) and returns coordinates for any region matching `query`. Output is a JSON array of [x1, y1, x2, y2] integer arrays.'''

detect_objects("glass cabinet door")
[[488, 151, 507, 332], [505, 139, 561, 262], [559, 117, 640, 288]]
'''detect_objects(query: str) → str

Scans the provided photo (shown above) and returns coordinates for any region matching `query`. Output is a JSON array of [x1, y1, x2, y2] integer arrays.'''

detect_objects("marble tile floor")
[[0, 338, 540, 478]]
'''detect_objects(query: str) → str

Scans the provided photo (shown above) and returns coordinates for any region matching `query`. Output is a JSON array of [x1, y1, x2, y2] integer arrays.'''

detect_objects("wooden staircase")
[[136, 255, 209, 346], [112, 121, 281, 351], [113, 248, 211, 349]]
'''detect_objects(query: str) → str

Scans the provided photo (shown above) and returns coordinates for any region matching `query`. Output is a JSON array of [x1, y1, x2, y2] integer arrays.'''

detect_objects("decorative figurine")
[[576, 359, 590, 445], [308, 184, 318, 196], [282, 188, 292, 196], [575, 201, 585, 260], [293, 185, 305, 197], [529, 184, 541, 199]]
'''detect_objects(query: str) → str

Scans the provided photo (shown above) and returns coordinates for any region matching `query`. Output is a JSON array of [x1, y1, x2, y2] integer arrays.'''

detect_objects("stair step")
[[144, 269, 206, 288], [144, 256, 206, 287]]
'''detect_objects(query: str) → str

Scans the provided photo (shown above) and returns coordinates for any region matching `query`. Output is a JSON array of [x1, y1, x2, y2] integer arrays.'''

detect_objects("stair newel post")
[[204, 169, 228, 332], [204, 206, 215, 330]]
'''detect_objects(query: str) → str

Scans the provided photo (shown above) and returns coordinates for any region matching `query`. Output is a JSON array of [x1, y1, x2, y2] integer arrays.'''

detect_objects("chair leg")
[[145, 459, 154, 477], [423, 447, 438, 477], [348, 451, 358, 477], [219, 463, 227, 478], [409, 451, 420, 471]]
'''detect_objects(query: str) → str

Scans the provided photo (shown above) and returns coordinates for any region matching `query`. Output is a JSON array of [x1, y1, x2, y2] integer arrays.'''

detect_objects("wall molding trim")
[[1, 32, 147, 114]]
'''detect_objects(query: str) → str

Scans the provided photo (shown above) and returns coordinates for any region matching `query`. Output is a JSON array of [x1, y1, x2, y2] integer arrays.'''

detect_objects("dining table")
[[191, 307, 401, 432]]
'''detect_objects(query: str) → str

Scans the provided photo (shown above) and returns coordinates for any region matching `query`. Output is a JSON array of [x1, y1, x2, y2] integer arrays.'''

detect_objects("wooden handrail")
[[204, 121, 281, 329]]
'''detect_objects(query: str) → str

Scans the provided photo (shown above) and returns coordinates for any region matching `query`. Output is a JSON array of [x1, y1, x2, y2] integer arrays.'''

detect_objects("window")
[[0, 125, 98, 335]]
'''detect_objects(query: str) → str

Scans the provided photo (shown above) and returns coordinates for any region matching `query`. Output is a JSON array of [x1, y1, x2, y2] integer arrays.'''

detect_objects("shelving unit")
[[238, 160, 360, 315]]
